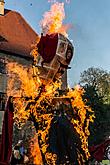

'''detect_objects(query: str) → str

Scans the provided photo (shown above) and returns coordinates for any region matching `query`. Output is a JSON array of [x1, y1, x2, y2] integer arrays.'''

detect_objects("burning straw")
[[6, 1, 95, 164]]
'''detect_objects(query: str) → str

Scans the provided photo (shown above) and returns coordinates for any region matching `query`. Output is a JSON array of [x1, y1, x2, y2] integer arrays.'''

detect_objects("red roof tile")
[[0, 9, 38, 58]]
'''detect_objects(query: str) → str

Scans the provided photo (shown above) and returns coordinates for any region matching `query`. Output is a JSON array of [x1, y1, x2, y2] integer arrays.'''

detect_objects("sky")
[[5, 0, 110, 87]]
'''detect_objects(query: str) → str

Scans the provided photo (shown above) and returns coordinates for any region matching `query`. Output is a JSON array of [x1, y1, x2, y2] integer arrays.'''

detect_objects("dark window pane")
[[0, 92, 6, 111], [0, 61, 6, 74], [0, 111, 4, 134]]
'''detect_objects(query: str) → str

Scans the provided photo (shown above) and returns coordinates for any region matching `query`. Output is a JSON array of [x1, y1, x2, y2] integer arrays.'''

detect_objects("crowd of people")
[[11, 140, 29, 165]]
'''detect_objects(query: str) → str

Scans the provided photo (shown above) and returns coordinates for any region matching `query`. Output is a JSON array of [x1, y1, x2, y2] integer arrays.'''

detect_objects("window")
[[0, 58, 6, 111], [0, 111, 4, 137], [0, 92, 6, 111], [0, 58, 6, 74]]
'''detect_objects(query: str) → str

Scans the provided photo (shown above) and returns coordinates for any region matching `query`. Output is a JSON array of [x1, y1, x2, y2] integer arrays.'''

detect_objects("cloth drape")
[[89, 139, 110, 161], [0, 97, 14, 165], [37, 33, 58, 63]]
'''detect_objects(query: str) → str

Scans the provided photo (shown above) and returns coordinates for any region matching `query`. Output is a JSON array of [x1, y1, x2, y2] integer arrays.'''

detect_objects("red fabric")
[[0, 97, 14, 164], [89, 139, 110, 161], [37, 33, 58, 63], [0, 162, 8, 165]]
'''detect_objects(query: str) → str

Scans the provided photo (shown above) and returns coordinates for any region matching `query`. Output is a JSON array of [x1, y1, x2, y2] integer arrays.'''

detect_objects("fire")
[[40, 2, 69, 36], [7, 60, 95, 164], [7, 62, 61, 126], [67, 86, 95, 162], [6, 1, 95, 164], [7, 62, 40, 98], [6, 63, 39, 127], [7, 61, 61, 163], [30, 134, 43, 165]]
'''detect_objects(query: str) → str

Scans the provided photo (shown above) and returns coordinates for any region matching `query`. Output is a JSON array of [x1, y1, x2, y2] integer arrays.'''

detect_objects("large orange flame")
[[40, 2, 70, 36], [7, 62, 61, 163], [7, 62, 61, 126], [6, 1, 94, 164], [7, 61, 94, 164], [67, 86, 95, 163], [30, 134, 43, 165]]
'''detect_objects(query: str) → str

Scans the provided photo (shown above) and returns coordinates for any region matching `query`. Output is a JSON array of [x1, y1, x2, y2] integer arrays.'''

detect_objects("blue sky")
[[5, 0, 110, 87]]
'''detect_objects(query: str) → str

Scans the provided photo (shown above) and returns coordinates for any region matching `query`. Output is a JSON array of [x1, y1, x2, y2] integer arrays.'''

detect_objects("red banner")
[[0, 97, 14, 164]]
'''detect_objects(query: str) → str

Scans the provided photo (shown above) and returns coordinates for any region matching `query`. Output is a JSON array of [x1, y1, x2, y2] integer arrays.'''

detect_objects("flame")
[[7, 62, 60, 126], [30, 134, 43, 165], [67, 86, 95, 162], [7, 62, 41, 98], [31, 37, 40, 63], [40, 2, 69, 36], [7, 61, 61, 164], [6, 2, 94, 164], [38, 114, 53, 153], [7, 60, 95, 164]]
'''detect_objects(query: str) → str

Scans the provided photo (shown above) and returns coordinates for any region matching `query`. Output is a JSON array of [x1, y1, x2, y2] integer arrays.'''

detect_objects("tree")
[[82, 84, 106, 146], [80, 67, 110, 146], [80, 67, 110, 104]]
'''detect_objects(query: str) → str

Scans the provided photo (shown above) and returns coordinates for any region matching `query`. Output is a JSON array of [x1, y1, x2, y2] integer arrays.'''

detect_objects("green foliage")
[[80, 67, 110, 146], [80, 67, 110, 104], [82, 84, 105, 145]]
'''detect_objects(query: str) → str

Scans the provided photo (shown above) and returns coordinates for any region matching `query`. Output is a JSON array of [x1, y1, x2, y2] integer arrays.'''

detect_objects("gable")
[[0, 9, 38, 58]]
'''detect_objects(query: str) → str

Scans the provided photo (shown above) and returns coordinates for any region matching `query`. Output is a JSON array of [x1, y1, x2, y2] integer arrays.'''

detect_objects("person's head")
[[14, 150, 20, 159]]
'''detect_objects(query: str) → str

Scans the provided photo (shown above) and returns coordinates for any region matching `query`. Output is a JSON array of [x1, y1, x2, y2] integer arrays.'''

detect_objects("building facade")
[[0, 6, 38, 135]]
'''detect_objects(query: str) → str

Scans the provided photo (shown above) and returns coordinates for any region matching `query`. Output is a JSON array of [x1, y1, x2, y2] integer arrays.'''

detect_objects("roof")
[[0, 9, 38, 58]]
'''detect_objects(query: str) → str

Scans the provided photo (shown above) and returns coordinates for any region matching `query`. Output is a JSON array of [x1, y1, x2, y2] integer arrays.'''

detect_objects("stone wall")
[[0, 52, 33, 138], [0, 52, 33, 94]]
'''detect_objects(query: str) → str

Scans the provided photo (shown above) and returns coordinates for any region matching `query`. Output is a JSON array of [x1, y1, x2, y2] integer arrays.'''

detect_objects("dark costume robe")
[[48, 115, 80, 164]]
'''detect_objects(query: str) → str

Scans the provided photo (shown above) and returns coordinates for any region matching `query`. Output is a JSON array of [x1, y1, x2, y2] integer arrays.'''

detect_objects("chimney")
[[0, 0, 5, 16]]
